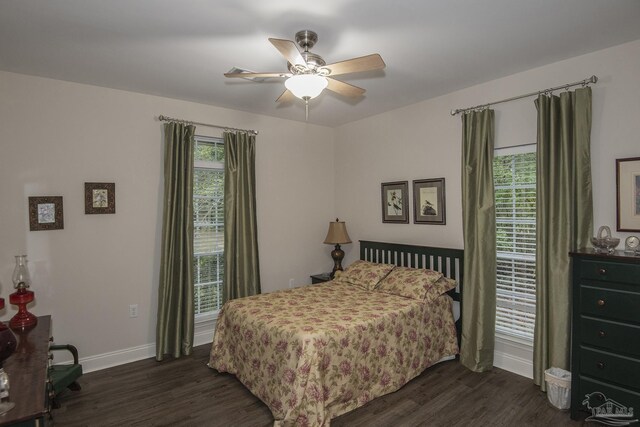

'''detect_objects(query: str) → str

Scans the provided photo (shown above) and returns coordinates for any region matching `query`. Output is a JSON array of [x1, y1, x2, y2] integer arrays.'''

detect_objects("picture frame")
[[85, 182, 116, 214], [413, 178, 446, 225], [381, 181, 409, 223], [616, 157, 640, 231], [29, 196, 64, 231]]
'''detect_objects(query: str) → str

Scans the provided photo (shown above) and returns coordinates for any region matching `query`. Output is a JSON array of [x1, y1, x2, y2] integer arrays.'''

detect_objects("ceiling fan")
[[224, 30, 386, 119]]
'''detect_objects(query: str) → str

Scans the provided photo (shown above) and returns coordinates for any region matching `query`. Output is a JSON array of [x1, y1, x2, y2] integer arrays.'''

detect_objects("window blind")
[[494, 148, 536, 341], [193, 136, 224, 316]]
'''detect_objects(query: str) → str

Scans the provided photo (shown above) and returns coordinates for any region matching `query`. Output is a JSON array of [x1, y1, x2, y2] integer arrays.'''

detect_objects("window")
[[193, 136, 224, 318], [493, 145, 536, 341]]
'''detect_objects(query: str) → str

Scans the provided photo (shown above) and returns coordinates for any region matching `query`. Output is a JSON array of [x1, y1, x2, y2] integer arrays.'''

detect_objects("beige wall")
[[335, 38, 640, 264], [334, 39, 640, 377], [0, 71, 335, 366], [1, 38, 639, 373]]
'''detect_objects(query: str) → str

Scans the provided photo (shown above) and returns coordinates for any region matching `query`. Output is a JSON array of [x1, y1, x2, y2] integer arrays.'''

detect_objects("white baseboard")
[[493, 335, 533, 379], [76, 325, 533, 378], [494, 349, 533, 379], [80, 322, 216, 373]]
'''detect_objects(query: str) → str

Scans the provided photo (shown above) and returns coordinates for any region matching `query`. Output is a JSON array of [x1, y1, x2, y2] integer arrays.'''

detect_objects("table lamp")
[[323, 218, 352, 279]]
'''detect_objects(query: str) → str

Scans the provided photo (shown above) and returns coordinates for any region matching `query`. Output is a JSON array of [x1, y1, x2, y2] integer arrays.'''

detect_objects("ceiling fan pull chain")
[[305, 99, 309, 121]]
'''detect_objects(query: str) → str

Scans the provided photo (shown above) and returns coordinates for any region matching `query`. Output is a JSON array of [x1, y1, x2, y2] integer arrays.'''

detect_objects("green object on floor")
[[49, 344, 82, 399]]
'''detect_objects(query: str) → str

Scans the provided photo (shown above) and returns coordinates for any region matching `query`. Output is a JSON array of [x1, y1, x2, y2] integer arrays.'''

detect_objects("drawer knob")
[[597, 361, 605, 369], [598, 268, 607, 275], [597, 299, 606, 307], [598, 330, 606, 338]]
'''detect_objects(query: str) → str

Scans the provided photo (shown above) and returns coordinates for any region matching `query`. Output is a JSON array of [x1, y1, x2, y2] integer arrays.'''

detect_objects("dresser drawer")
[[580, 316, 640, 357], [580, 285, 640, 322], [577, 376, 640, 417], [579, 259, 640, 284], [580, 347, 640, 389]]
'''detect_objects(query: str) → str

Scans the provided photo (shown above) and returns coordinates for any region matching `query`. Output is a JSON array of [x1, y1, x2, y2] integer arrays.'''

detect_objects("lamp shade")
[[11, 255, 30, 288], [323, 219, 352, 245], [285, 74, 328, 99]]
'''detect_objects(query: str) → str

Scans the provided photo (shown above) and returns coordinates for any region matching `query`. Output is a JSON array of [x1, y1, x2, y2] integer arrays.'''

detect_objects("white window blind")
[[193, 136, 224, 317], [493, 146, 536, 341]]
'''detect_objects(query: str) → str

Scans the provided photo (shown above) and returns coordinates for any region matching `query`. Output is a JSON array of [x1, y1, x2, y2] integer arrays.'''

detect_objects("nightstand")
[[310, 273, 331, 284]]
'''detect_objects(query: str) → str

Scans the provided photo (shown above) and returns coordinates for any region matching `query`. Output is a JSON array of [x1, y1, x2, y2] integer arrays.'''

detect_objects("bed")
[[209, 241, 463, 426]]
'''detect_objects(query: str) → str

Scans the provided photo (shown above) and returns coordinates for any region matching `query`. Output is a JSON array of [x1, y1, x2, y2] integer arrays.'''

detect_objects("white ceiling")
[[1, 1, 640, 127]]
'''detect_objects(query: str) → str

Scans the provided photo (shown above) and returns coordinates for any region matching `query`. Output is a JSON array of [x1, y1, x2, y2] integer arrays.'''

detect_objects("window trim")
[[495, 330, 534, 348], [494, 143, 537, 342], [193, 135, 224, 323], [195, 310, 219, 323]]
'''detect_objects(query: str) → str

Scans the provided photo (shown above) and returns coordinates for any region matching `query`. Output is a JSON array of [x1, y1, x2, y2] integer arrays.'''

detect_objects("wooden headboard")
[[359, 240, 464, 345]]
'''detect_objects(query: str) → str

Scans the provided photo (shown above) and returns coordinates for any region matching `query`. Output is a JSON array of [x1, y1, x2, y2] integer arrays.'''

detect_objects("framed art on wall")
[[616, 157, 640, 231], [85, 182, 116, 214], [381, 181, 409, 223], [29, 196, 64, 231], [413, 178, 446, 225]]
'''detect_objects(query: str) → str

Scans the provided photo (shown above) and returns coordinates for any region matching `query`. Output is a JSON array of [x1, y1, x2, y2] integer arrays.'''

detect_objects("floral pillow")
[[428, 276, 458, 302], [375, 266, 456, 301], [333, 260, 395, 291]]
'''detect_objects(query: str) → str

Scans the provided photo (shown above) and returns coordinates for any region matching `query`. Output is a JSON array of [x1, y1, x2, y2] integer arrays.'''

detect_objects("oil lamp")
[[10, 255, 37, 330]]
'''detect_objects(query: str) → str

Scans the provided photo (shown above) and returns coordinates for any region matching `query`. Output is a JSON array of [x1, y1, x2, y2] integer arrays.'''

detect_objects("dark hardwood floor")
[[52, 344, 589, 426]]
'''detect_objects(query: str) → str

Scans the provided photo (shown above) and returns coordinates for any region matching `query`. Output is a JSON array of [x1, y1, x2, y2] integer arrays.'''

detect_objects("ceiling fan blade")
[[326, 78, 366, 97], [323, 54, 385, 76], [275, 89, 295, 103], [269, 38, 307, 67], [224, 71, 290, 79]]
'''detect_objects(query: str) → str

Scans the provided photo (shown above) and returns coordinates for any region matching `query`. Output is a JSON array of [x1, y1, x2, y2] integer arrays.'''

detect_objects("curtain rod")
[[157, 115, 258, 135], [450, 75, 598, 116]]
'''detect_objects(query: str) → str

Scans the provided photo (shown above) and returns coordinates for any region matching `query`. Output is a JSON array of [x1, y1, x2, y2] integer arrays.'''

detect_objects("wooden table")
[[0, 315, 51, 427]]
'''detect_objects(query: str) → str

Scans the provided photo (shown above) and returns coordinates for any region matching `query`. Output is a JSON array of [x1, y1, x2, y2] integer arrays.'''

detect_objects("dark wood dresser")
[[569, 250, 640, 420], [0, 315, 51, 427]]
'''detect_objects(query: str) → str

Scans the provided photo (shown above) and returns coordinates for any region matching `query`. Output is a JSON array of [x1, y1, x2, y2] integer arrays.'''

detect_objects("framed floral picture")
[[616, 157, 640, 231], [381, 181, 409, 223], [413, 178, 446, 225], [29, 196, 64, 231], [85, 182, 116, 214]]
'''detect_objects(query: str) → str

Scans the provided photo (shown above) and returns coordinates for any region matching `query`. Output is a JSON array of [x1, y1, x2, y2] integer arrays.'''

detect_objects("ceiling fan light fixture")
[[285, 74, 328, 100]]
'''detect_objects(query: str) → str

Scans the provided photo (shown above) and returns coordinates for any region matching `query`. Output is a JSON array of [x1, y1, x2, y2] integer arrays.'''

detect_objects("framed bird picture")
[[381, 181, 409, 224], [413, 178, 446, 225]]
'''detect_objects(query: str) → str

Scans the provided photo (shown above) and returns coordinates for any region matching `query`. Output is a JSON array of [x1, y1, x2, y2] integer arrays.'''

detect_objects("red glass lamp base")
[[9, 289, 37, 331]]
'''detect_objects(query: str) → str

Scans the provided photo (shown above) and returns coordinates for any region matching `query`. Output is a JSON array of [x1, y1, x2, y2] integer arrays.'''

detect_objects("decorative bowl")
[[591, 236, 620, 254]]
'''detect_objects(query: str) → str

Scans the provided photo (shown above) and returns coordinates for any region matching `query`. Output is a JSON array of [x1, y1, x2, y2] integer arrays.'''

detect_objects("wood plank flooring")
[[52, 344, 589, 426]]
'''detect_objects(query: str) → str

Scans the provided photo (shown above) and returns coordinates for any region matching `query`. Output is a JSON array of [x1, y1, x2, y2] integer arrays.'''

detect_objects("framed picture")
[[616, 157, 640, 231], [381, 181, 409, 223], [413, 178, 446, 225], [29, 196, 64, 231], [85, 182, 116, 214]]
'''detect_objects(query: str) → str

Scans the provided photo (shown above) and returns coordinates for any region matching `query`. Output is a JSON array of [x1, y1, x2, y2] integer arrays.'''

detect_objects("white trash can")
[[544, 367, 571, 410]]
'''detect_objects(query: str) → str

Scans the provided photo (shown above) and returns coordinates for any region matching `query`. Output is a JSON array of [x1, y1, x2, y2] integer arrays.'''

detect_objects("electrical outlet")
[[289, 278, 294, 288], [129, 304, 139, 318]]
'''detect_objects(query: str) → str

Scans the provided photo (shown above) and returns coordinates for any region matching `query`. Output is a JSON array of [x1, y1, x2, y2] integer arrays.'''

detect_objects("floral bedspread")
[[208, 281, 458, 427]]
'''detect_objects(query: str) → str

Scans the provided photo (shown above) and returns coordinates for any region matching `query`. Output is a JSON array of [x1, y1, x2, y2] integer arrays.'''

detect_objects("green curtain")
[[223, 130, 261, 302], [460, 109, 497, 372], [156, 122, 195, 361], [533, 88, 593, 390]]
